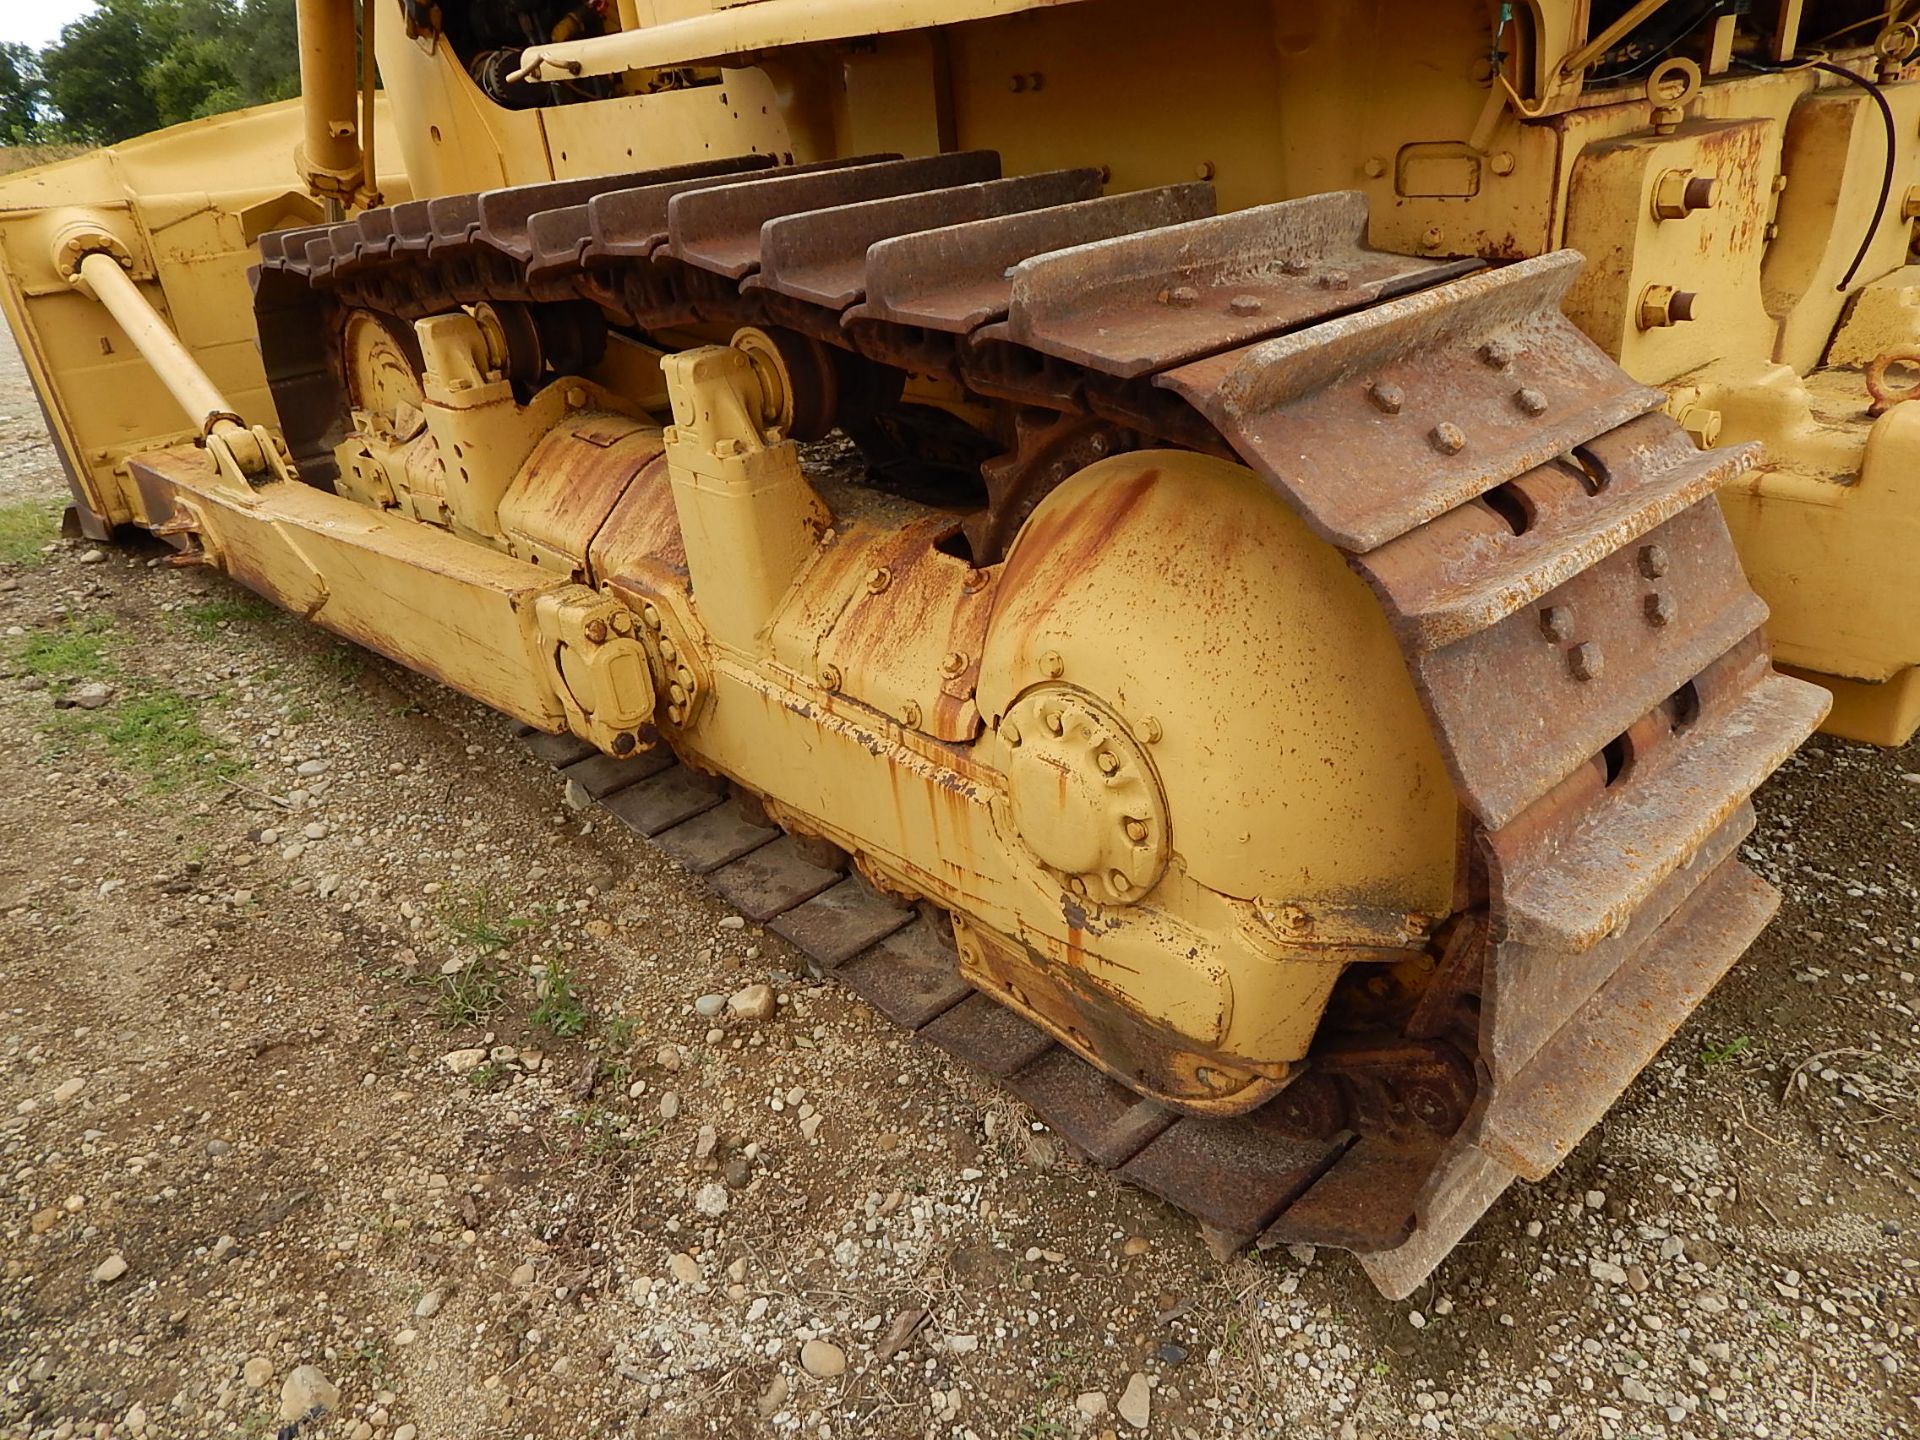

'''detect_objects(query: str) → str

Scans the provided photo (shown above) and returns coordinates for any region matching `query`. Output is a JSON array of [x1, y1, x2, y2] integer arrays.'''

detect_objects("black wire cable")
[[1735, 54, 1899, 291], [1808, 60, 1899, 291], [1588, 0, 1725, 83]]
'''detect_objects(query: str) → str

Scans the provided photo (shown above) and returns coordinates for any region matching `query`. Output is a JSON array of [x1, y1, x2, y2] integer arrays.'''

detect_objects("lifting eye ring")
[[1875, 21, 1919, 63], [1644, 57, 1701, 110], [1864, 345, 1920, 417]]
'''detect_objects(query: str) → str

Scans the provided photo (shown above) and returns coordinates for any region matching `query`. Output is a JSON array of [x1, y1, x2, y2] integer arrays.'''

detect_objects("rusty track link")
[[251, 155, 1828, 1296]]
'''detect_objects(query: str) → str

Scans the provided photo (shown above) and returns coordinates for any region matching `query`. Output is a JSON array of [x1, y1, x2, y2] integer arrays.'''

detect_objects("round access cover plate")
[[1000, 685, 1169, 907]]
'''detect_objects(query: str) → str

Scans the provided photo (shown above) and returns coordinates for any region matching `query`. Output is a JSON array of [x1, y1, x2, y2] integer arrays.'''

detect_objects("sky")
[[3, 0, 99, 49]]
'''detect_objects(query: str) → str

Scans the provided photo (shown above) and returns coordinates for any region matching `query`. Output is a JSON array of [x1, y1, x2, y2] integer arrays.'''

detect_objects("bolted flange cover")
[[999, 685, 1168, 907]]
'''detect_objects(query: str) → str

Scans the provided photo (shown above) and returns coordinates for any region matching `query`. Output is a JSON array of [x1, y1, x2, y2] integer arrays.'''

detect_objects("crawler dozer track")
[[232, 152, 1826, 1296]]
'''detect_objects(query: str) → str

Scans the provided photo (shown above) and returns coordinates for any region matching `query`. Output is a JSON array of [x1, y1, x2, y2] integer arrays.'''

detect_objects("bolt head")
[[584, 617, 609, 644], [1430, 422, 1467, 456], [1041, 650, 1065, 679], [1644, 592, 1677, 628], [1540, 605, 1575, 643], [902, 701, 923, 728], [1162, 286, 1199, 308], [1108, 869, 1131, 894], [1001, 719, 1021, 747], [865, 566, 890, 593], [1367, 380, 1405, 415], [1480, 338, 1519, 369], [1684, 175, 1719, 211], [1282, 256, 1312, 276], [1228, 294, 1264, 316], [939, 650, 968, 678], [1638, 543, 1671, 579], [1124, 818, 1148, 843], [1096, 751, 1120, 776], [1568, 642, 1604, 682], [1316, 269, 1351, 291], [819, 665, 841, 692], [1515, 387, 1549, 416]]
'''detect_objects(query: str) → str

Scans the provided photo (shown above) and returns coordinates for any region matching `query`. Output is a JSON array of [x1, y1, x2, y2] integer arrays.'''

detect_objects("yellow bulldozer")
[[5, 0, 1914, 1296]]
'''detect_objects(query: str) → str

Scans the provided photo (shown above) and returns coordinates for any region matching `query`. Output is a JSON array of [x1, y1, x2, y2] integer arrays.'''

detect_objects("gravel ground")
[[0, 322, 1916, 1440]]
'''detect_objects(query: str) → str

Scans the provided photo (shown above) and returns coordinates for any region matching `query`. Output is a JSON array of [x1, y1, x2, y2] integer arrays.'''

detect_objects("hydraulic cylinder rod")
[[296, 0, 364, 204], [61, 239, 269, 475], [74, 250, 238, 436]]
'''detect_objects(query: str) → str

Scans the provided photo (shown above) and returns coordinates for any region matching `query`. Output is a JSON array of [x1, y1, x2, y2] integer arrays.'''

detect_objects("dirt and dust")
[[0, 322, 1916, 1440]]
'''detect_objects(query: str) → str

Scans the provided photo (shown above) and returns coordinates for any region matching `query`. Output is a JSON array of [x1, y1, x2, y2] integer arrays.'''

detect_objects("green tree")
[[42, 0, 165, 143], [224, 0, 303, 111], [0, 42, 48, 144], [39, 0, 304, 144]]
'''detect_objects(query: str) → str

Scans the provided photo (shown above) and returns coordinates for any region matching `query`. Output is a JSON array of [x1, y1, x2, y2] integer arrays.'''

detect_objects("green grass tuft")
[[1699, 1035, 1753, 1069], [440, 886, 536, 954], [532, 959, 590, 1039], [435, 960, 506, 1027], [179, 591, 280, 640], [57, 688, 245, 793], [11, 615, 113, 686], [0, 498, 63, 565]]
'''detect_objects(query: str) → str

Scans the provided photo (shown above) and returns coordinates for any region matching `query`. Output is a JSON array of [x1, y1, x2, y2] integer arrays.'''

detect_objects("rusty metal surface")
[[1356, 1147, 1517, 1301], [1005, 1048, 1175, 1168], [525, 203, 593, 282], [854, 184, 1216, 334], [651, 799, 779, 874], [1257, 1139, 1423, 1253], [769, 876, 913, 968], [1158, 252, 1667, 552], [1483, 805, 1752, 1088], [1004, 192, 1479, 378], [1488, 673, 1824, 951], [833, 918, 973, 1028], [1480, 856, 1778, 1181], [1118, 1118, 1343, 1239], [1410, 502, 1771, 831], [425, 193, 483, 258], [477, 159, 762, 261], [662, 153, 1000, 280], [600, 765, 727, 836], [519, 727, 599, 768], [583, 154, 843, 261], [560, 745, 675, 800], [754, 169, 1103, 311], [1357, 415, 1760, 653], [920, 993, 1055, 1078], [709, 833, 848, 922]]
